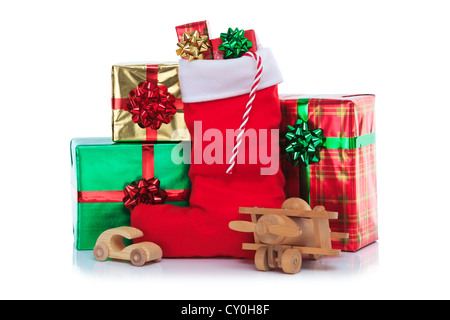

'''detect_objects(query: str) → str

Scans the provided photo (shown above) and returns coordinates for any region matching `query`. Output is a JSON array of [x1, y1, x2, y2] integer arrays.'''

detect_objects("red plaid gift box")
[[280, 94, 377, 251]]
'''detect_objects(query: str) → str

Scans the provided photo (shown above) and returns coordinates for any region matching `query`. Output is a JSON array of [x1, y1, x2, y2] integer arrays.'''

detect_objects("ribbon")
[[123, 178, 168, 211], [219, 28, 253, 59], [323, 133, 376, 150], [77, 189, 189, 204], [176, 30, 211, 61], [126, 81, 177, 130], [284, 118, 325, 167]]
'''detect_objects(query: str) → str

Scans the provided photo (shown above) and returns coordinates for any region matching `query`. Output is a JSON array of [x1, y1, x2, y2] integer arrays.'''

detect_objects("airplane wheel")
[[93, 243, 109, 262], [254, 247, 270, 271], [281, 248, 302, 274], [130, 248, 147, 266]]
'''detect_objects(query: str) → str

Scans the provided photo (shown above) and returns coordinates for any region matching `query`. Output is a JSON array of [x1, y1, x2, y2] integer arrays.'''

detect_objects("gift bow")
[[127, 81, 177, 130], [123, 178, 168, 211], [284, 118, 325, 166], [176, 30, 211, 61], [219, 27, 253, 59]]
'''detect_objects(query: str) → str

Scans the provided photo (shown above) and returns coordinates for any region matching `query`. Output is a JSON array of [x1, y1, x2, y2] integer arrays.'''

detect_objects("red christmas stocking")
[[131, 48, 286, 257]]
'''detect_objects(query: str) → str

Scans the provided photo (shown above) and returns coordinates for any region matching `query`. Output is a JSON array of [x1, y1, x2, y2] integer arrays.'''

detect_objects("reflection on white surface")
[[73, 242, 378, 279]]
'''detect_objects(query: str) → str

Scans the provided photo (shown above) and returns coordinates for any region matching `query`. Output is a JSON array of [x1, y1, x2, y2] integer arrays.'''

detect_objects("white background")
[[1, 0, 449, 300]]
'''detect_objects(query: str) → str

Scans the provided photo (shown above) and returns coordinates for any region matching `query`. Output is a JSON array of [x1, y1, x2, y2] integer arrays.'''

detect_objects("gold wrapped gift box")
[[111, 63, 190, 142]]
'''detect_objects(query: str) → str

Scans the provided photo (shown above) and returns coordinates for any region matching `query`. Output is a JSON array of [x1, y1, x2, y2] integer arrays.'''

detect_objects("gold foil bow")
[[176, 30, 210, 61]]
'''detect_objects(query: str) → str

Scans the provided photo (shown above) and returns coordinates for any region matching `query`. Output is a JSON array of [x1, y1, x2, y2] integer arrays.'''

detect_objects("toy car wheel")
[[130, 248, 147, 267], [254, 247, 270, 271], [93, 243, 109, 262], [281, 248, 302, 274]]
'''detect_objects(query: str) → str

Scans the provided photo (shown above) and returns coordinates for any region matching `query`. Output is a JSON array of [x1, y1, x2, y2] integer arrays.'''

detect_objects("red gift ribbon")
[[123, 178, 168, 210], [127, 82, 176, 130], [112, 65, 184, 141], [76, 144, 190, 204], [77, 189, 190, 203]]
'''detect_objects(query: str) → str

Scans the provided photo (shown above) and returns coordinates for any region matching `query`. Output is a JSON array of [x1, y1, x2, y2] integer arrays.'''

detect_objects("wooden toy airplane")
[[229, 197, 349, 274]]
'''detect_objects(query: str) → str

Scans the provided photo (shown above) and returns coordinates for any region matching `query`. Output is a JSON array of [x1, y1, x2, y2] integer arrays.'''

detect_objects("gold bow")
[[176, 30, 210, 62]]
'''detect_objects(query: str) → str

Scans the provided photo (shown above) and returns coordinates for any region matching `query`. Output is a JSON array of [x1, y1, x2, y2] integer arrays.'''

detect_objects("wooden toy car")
[[93, 226, 162, 266], [229, 197, 349, 274]]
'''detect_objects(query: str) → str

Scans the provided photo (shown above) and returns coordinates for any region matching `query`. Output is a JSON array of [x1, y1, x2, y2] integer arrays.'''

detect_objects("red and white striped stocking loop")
[[226, 51, 263, 174]]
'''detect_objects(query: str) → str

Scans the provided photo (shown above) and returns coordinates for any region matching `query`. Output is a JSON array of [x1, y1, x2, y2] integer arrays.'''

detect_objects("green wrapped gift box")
[[70, 137, 191, 250]]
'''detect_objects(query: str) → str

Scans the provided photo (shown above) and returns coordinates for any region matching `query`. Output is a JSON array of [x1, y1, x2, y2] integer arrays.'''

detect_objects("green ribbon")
[[284, 98, 376, 204], [218, 28, 253, 59], [296, 98, 309, 123], [323, 133, 376, 150]]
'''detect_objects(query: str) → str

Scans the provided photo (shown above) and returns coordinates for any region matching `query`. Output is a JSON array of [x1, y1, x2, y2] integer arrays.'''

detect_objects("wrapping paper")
[[175, 20, 213, 60], [71, 137, 191, 250], [111, 63, 190, 142], [280, 94, 377, 251]]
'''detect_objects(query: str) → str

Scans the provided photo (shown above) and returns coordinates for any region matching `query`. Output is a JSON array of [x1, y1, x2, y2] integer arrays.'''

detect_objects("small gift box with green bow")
[[210, 28, 257, 60], [280, 94, 377, 252], [71, 137, 191, 250]]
